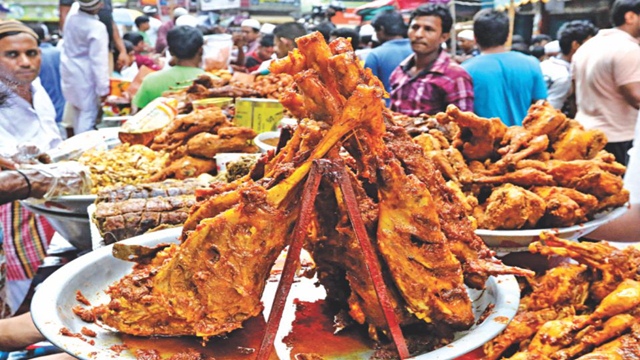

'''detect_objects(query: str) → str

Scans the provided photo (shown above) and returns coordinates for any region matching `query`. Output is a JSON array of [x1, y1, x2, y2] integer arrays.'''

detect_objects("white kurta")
[[0, 79, 61, 154], [60, 10, 110, 111]]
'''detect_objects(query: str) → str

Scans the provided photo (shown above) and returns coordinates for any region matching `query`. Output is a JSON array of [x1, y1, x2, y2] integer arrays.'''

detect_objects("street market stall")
[[24, 31, 635, 360]]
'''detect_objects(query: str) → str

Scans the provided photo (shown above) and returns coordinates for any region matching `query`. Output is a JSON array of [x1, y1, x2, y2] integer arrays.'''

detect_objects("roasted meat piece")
[[531, 186, 598, 227], [552, 120, 607, 161], [476, 183, 546, 230]]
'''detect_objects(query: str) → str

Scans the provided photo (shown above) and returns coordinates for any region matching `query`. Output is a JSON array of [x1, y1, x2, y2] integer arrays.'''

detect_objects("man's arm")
[[0, 169, 52, 205], [619, 82, 640, 110], [0, 313, 44, 351], [111, 20, 128, 69]]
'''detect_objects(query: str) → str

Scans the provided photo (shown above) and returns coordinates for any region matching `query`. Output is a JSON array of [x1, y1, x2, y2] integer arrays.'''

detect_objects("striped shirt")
[[389, 49, 474, 116]]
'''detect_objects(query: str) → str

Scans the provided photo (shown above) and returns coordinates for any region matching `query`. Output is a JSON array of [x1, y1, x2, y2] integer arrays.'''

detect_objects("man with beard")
[[389, 4, 473, 116]]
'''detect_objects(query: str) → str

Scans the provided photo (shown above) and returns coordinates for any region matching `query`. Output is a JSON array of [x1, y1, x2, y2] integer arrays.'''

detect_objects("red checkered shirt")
[[389, 49, 474, 116]]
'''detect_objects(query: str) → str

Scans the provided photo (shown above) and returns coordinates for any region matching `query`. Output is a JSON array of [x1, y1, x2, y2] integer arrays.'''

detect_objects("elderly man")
[[0, 20, 61, 318], [389, 4, 473, 116]]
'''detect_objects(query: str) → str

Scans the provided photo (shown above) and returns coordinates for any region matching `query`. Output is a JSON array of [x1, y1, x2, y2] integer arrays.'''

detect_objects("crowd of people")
[[0, 0, 639, 357]]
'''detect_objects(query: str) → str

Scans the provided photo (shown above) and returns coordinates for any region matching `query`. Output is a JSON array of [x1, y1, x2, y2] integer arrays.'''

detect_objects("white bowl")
[[254, 131, 281, 153]]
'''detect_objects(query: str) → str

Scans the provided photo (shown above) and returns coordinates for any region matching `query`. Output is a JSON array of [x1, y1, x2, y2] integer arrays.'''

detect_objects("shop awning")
[[494, 0, 549, 10]]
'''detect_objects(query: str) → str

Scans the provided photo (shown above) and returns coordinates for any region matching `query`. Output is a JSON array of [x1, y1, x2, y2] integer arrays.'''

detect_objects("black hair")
[[371, 10, 407, 37], [512, 34, 526, 45], [473, 9, 509, 49], [330, 27, 359, 49], [260, 33, 274, 47], [27, 24, 45, 41], [122, 31, 144, 46], [612, 0, 640, 26], [530, 34, 551, 45], [273, 22, 307, 42], [134, 15, 150, 28], [167, 25, 204, 59], [0, 30, 40, 45], [529, 45, 544, 58], [311, 21, 336, 42], [557, 20, 599, 55], [123, 39, 134, 54], [409, 3, 453, 34]]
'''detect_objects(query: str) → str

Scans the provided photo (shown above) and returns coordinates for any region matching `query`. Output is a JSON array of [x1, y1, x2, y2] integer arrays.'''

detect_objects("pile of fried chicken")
[[92, 32, 532, 357], [142, 106, 257, 182], [485, 233, 640, 359], [402, 103, 628, 230]]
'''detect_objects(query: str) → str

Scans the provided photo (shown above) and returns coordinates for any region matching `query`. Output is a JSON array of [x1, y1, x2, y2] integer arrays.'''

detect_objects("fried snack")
[[78, 144, 169, 193], [253, 73, 294, 99]]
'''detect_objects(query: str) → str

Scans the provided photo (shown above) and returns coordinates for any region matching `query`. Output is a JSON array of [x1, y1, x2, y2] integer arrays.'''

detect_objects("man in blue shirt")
[[364, 10, 413, 98], [462, 9, 547, 126], [28, 24, 65, 126]]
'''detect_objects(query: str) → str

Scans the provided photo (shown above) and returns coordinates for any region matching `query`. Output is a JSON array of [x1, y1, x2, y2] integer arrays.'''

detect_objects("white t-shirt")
[[572, 28, 640, 142], [625, 115, 640, 204], [540, 56, 571, 110]]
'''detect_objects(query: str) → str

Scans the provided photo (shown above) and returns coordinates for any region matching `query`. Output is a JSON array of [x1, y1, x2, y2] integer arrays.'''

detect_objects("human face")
[[408, 15, 449, 57], [139, 22, 150, 32], [274, 36, 291, 58], [0, 33, 41, 86], [258, 45, 274, 61], [458, 37, 475, 53], [241, 26, 259, 43]]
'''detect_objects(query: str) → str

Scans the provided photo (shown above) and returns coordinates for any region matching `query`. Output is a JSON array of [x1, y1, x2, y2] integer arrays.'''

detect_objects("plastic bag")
[[19, 161, 93, 199]]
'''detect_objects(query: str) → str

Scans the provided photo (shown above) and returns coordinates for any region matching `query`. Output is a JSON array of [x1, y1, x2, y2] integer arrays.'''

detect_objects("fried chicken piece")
[[477, 184, 546, 230], [552, 120, 607, 161], [522, 100, 568, 140], [474, 167, 556, 188], [147, 156, 217, 182], [516, 159, 625, 199], [529, 234, 640, 302], [483, 308, 559, 360], [185, 127, 258, 158], [531, 187, 598, 227], [520, 263, 590, 311], [594, 189, 631, 213], [151, 107, 231, 152], [554, 314, 637, 359], [526, 315, 589, 356], [575, 324, 640, 360], [440, 104, 507, 161], [413, 130, 450, 152]]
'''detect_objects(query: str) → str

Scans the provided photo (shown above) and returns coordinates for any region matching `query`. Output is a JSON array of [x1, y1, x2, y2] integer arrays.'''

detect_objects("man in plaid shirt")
[[389, 4, 473, 116]]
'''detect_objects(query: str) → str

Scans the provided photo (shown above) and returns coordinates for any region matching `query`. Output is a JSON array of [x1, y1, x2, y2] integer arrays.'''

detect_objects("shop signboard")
[[200, 0, 240, 11], [6, 0, 58, 22], [249, 0, 300, 12]]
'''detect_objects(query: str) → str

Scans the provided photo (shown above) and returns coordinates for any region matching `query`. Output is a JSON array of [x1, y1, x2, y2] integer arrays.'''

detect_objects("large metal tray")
[[475, 206, 628, 251], [31, 227, 520, 360]]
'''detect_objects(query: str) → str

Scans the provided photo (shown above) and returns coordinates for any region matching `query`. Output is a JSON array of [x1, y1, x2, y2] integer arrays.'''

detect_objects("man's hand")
[[117, 51, 129, 70]]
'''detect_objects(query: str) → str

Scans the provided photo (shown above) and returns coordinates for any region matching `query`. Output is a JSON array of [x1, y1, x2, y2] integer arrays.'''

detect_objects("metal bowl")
[[21, 201, 92, 251]]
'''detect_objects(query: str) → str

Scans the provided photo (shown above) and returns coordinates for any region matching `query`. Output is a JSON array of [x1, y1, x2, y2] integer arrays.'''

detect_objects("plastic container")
[[202, 34, 233, 71], [192, 97, 233, 111], [254, 131, 281, 153], [235, 98, 284, 134], [118, 97, 178, 146]]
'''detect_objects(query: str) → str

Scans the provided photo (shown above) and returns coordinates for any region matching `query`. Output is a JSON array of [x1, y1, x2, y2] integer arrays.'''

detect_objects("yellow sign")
[[235, 98, 284, 134]]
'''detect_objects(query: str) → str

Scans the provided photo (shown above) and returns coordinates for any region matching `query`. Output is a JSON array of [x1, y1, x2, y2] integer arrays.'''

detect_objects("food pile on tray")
[[395, 102, 628, 230], [86, 32, 532, 358], [484, 233, 640, 359]]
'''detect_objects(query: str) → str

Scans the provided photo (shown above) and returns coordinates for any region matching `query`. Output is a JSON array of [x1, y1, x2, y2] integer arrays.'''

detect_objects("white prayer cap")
[[544, 40, 560, 54], [241, 18, 261, 30], [173, 7, 188, 17], [175, 14, 198, 27], [260, 23, 276, 34], [458, 29, 474, 41], [359, 24, 375, 37]]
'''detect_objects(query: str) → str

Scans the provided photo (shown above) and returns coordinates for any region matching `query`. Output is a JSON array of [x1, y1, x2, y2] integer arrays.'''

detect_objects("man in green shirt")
[[132, 25, 205, 110]]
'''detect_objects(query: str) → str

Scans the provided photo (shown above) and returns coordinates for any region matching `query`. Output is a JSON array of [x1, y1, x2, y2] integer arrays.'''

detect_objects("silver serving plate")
[[476, 206, 628, 251], [22, 195, 96, 216], [32, 227, 520, 360]]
